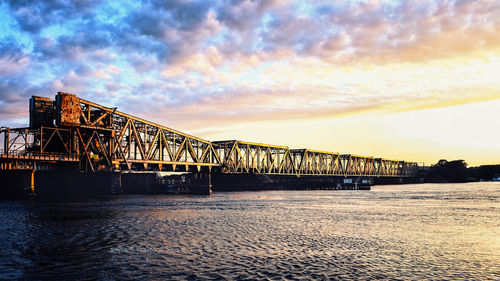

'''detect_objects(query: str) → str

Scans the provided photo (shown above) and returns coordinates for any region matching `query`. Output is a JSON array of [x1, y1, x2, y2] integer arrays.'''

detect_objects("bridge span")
[[0, 92, 418, 195]]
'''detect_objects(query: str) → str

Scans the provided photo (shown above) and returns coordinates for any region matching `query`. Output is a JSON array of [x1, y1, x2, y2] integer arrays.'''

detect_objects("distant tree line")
[[468, 164, 500, 181], [423, 160, 500, 183]]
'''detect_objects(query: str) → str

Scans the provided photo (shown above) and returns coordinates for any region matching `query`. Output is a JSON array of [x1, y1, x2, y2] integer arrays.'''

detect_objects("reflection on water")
[[1, 182, 499, 280]]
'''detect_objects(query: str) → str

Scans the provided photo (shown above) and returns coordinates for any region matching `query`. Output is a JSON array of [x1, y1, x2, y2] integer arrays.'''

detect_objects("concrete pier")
[[35, 169, 119, 200]]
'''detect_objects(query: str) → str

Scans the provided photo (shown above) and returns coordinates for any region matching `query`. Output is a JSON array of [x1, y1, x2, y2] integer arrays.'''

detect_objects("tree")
[[427, 159, 468, 183]]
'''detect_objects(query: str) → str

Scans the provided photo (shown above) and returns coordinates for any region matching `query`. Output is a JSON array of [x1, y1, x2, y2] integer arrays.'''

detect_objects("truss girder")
[[212, 141, 417, 177], [73, 98, 221, 171], [213, 140, 293, 175]]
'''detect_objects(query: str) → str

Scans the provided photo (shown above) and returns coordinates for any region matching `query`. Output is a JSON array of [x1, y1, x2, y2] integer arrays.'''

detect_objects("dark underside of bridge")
[[0, 170, 422, 200], [0, 92, 420, 199]]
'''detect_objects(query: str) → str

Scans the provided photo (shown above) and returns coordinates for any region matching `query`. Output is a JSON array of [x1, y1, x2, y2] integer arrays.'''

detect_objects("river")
[[1, 182, 499, 280]]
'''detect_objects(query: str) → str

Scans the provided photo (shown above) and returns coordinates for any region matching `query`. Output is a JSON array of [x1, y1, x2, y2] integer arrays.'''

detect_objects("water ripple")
[[0, 182, 499, 280]]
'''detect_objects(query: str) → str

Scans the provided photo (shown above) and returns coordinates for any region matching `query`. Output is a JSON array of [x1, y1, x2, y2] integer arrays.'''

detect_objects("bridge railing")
[[0, 148, 78, 160]]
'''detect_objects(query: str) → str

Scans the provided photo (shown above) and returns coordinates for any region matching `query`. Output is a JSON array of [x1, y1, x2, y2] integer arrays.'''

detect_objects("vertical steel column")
[[110, 130, 115, 161], [30, 162, 36, 192], [40, 127, 43, 153], [208, 170, 212, 195], [24, 129, 28, 152], [4, 128, 9, 156]]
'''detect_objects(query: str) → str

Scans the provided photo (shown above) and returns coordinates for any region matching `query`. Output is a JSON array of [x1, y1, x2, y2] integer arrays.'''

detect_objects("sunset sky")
[[1, 0, 499, 166]]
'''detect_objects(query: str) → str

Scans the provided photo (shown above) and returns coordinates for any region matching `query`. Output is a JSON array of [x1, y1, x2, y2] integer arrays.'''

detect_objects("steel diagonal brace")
[[174, 138, 187, 162], [94, 132, 112, 167], [225, 142, 237, 165], [113, 119, 130, 154], [286, 151, 295, 174], [199, 144, 211, 163], [113, 134, 130, 170], [278, 150, 290, 174], [130, 121, 146, 160], [79, 107, 90, 125], [211, 144, 221, 164], [235, 145, 248, 172], [55, 129, 70, 153], [41, 129, 57, 153], [160, 131, 174, 161], [146, 129, 161, 160], [76, 128, 94, 172], [89, 111, 109, 127], [186, 139, 199, 163]]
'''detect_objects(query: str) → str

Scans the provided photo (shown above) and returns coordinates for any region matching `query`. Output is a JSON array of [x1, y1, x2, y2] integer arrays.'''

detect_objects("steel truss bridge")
[[0, 92, 418, 178]]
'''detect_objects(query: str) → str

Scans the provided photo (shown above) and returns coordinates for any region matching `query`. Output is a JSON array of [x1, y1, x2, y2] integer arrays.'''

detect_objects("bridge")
[[0, 92, 418, 195]]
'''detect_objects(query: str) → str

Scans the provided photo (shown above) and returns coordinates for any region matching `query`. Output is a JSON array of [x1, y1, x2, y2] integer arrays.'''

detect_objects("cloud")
[[0, 75, 52, 123], [319, 0, 500, 63], [1, 0, 500, 133], [6, 0, 103, 33], [217, 0, 288, 31], [125, 0, 221, 63], [0, 38, 30, 75]]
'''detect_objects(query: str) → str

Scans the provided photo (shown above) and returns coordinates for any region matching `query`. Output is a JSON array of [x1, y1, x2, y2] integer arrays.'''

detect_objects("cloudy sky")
[[1, 0, 499, 165]]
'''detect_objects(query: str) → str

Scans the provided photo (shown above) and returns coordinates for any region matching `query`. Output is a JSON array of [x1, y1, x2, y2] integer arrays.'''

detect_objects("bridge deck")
[[0, 153, 78, 162]]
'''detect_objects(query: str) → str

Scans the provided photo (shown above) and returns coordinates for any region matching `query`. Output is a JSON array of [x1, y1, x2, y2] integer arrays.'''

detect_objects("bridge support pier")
[[190, 172, 212, 195], [0, 170, 35, 198], [35, 168, 117, 200]]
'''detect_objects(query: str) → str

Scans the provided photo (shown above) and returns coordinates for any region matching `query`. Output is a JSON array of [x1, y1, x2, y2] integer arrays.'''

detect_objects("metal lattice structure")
[[213, 140, 418, 177], [1, 93, 220, 172], [214, 140, 293, 174], [74, 96, 220, 172], [0, 92, 418, 177], [0, 127, 78, 170]]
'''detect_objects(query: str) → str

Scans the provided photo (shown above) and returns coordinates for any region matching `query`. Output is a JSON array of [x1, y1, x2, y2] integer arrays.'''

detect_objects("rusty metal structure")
[[1, 93, 220, 173], [0, 92, 418, 178]]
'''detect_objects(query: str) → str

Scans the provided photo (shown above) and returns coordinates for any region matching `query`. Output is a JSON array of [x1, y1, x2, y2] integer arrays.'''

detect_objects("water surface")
[[1, 182, 499, 280]]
